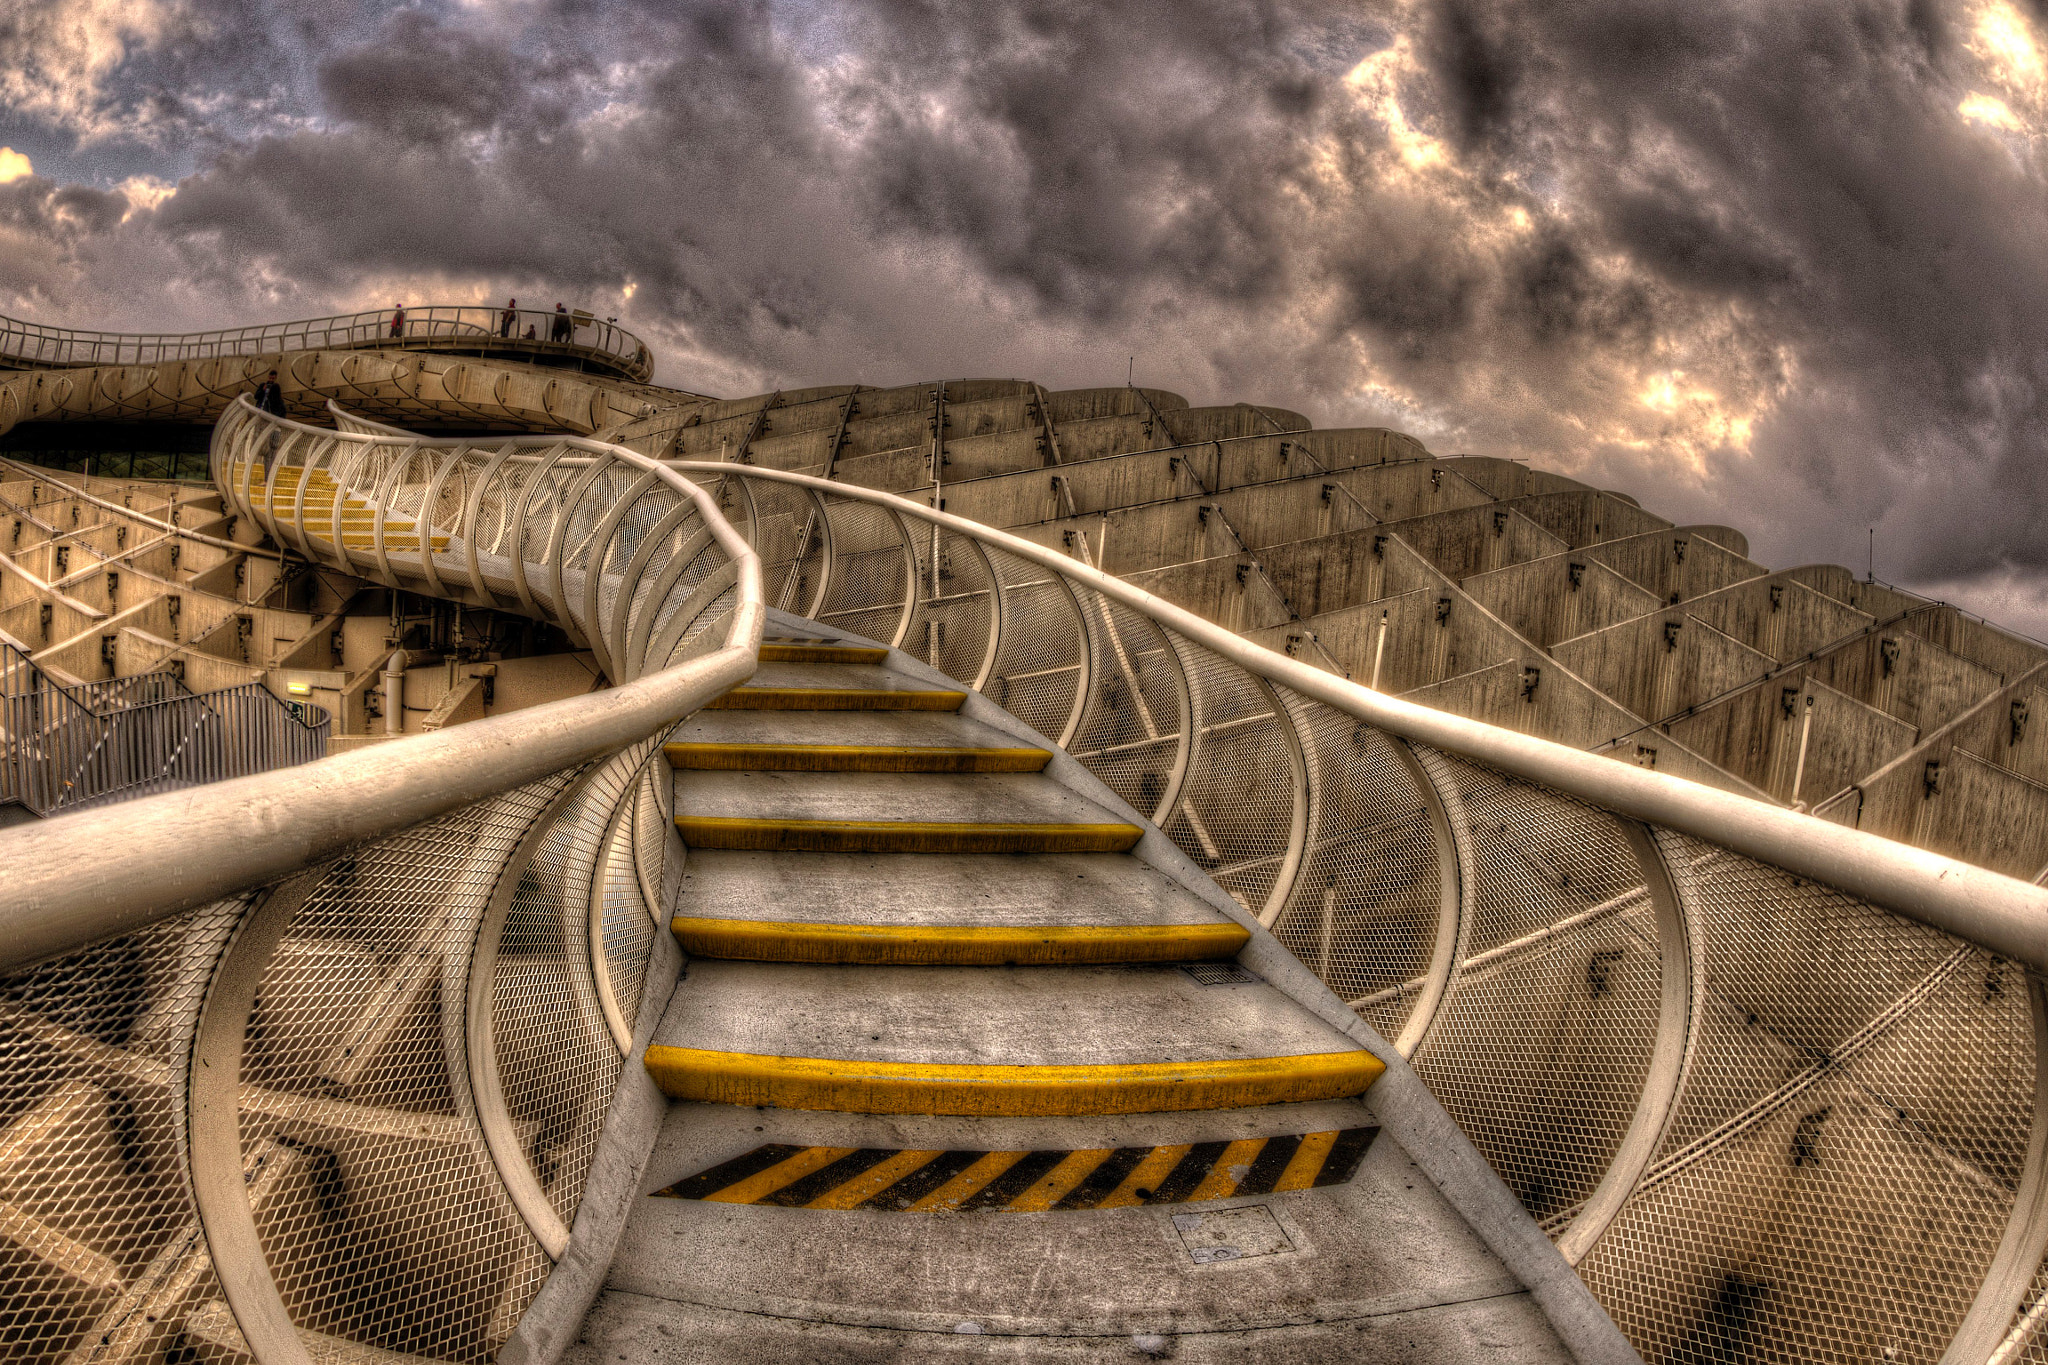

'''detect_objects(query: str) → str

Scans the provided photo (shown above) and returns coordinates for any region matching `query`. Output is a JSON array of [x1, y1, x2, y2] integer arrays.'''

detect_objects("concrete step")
[[570, 1098, 1572, 1363], [707, 660, 964, 712], [666, 708, 1050, 773], [643, 961, 1382, 1115], [672, 849, 1248, 965], [673, 770, 1143, 853], [758, 640, 889, 665]]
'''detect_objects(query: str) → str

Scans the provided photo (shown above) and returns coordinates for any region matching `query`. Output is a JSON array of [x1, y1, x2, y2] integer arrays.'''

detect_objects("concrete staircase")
[[565, 627, 1588, 1362]]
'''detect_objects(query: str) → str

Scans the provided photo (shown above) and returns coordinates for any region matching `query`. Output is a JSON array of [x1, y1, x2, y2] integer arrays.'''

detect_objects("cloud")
[[0, 148, 30, 182], [5, 0, 2048, 634]]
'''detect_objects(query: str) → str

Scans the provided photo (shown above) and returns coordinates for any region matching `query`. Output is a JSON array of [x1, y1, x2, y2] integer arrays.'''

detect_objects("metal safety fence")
[[0, 306, 654, 385], [1, 644, 331, 816]]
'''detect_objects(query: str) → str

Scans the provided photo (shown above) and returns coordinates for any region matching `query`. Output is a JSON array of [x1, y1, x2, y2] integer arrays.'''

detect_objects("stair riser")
[[665, 743, 1050, 774], [643, 1046, 1383, 1116], [757, 644, 889, 665], [675, 817, 1142, 855], [670, 917, 1250, 966], [706, 689, 966, 712]]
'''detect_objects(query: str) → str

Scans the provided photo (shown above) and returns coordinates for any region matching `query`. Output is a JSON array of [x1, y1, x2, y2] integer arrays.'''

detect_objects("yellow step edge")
[[674, 816, 1143, 855], [758, 643, 890, 665], [642, 1047, 1384, 1116], [670, 916, 1251, 965], [706, 687, 966, 712], [663, 742, 1051, 774]]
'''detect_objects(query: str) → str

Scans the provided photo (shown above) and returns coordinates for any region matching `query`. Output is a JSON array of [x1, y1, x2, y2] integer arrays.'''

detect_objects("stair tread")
[[670, 709, 1035, 752], [675, 850, 1229, 930], [729, 661, 957, 695], [675, 770, 1132, 830], [651, 962, 1365, 1069]]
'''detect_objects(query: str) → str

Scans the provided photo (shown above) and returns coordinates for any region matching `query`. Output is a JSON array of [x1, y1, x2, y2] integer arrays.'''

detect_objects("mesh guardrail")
[[0, 402, 2038, 1362], [1, 645, 330, 817]]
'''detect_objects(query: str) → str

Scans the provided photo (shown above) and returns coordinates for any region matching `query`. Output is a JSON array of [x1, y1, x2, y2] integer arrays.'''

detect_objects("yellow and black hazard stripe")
[[651, 1127, 1377, 1212]]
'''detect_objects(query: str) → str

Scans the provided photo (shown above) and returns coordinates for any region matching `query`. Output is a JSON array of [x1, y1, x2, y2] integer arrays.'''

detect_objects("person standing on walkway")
[[390, 305, 406, 338], [253, 370, 287, 472], [253, 370, 286, 418], [500, 298, 517, 337], [551, 302, 571, 343]]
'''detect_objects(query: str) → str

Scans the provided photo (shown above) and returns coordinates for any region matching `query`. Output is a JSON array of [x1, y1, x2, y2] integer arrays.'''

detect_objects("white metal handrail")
[[0, 407, 762, 966], [659, 459, 2048, 1365], [671, 463, 2048, 969], [0, 406, 2039, 1363]]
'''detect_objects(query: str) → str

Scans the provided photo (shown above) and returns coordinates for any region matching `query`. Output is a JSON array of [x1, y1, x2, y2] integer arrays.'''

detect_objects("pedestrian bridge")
[[1, 396, 2044, 1364]]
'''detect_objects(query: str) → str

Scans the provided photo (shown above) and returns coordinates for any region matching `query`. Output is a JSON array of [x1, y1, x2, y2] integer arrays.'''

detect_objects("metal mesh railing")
[[3, 404, 2044, 1362], [0, 307, 653, 384], [0, 644, 329, 816], [634, 461, 2048, 1365], [0, 405, 758, 1363]]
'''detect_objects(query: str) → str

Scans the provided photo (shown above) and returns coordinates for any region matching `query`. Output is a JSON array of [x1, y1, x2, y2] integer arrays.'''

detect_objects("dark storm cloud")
[[7, 0, 2048, 627]]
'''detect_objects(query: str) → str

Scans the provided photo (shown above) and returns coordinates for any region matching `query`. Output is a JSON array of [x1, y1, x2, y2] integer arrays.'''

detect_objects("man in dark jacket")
[[500, 298, 518, 337], [252, 371, 287, 472], [253, 371, 285, 417]]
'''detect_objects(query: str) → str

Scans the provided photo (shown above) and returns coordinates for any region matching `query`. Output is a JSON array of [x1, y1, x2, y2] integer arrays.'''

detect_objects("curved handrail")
[[0, 401, 763, 967], [0, 408, 2040, 1363], [0, 304, 655, 383], [669, 462, 2048, 969], [661, 459, 2048, 1363]]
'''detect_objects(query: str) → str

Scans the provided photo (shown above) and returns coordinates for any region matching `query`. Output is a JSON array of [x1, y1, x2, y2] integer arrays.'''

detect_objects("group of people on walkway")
[[380, 300, 582, 344]]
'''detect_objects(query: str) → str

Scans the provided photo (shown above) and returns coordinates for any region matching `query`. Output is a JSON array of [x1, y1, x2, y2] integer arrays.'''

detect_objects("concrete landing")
[[563, 1101, 1574, 1363]]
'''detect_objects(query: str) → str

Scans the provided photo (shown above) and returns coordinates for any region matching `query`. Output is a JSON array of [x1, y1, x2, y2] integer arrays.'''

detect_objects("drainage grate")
[[1182, 963, 1261, 986]]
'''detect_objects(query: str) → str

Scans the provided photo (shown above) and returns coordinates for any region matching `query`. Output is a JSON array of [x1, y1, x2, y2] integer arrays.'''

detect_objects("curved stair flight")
[[577, 618, 1598, 1361], [3, 391, 2046, 1365]]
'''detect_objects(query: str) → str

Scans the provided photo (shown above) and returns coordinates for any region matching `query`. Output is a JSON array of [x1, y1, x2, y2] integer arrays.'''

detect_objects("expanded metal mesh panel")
[[598, 783, 657, 1045], [633, 766, 672, 919], [0, 897, 250, 1364], [1065, 592, 1182, 823], [1269, 709, 1440, 1039], [812, 499, 911, 648], [1574, 835, 2036, 1362], [903, 528, 996, 688], [639, 541, 733, 664], [1657, 838, 1977, 1157], [491, 758, 638, 1238], [243, 782, 564, 1362], [1409, 754, 1659, 1224], [1162, 640, 1296, 913], [979, 548, 1084, 744], [1579, 955, 2027, 1360]]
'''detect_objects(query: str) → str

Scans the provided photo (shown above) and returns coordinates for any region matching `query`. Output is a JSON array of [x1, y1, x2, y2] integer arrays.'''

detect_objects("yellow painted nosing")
[[674, 816, 1144, 855], [641, 1047, 1385, 1116], [663, 741, 1050, 773], [706, 687, 966, 712], [758, 643, 890, 665], [669, 917, 1251, 965]]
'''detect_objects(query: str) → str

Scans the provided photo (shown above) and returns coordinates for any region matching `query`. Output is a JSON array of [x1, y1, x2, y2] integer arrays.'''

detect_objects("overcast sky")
[[4, 0, 2046, 634]]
